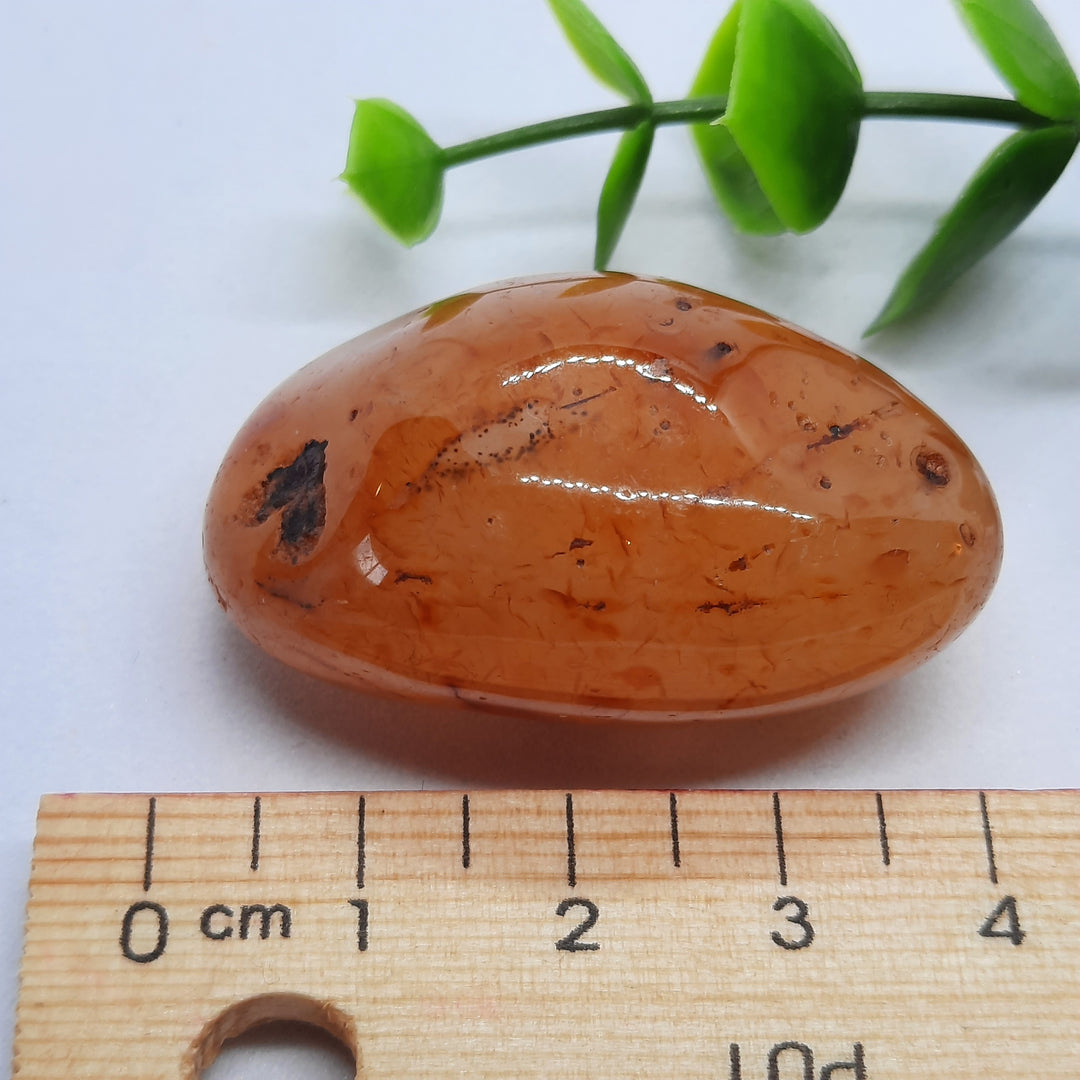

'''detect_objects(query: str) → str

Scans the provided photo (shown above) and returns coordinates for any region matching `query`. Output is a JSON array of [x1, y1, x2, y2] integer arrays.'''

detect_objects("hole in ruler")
[[200, 1021, 355, 1080], [187, 993, 358, 1080]]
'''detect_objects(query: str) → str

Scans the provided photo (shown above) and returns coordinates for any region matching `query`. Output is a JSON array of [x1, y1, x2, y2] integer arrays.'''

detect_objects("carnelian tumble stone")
[[204, 273, 1002, 720]]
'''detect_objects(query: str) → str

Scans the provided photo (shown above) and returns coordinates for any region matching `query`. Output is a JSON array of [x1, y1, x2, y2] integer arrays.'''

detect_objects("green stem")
[[862, 91, 1052, 124], [441, 92, 1053, 167], [442, 103, 655, 165]]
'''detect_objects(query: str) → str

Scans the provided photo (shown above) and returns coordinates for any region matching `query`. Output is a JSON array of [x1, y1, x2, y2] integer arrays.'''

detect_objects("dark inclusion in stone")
[[253, 439, 328, 560]]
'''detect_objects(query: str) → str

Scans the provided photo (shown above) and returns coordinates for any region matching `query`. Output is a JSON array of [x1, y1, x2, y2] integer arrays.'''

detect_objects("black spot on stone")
[[697, 598, 763, 615], [395, 572, 433, 585], [676, 299, 692, 311], [254, 440, 328, 561], [807, 420, 861, 450], [569, 537, 593, 550], [708, 341, 734, 360]]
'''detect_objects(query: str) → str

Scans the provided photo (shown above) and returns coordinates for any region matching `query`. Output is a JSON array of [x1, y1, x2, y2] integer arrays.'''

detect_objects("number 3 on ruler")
[[772, 895, 815, 950]]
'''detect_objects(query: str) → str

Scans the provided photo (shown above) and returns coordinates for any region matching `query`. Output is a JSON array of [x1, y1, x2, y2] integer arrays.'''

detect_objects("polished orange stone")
[[204, 273, 1002, 720]]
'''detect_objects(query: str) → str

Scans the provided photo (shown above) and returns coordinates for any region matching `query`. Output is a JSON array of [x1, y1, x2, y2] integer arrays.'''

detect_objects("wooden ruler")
[[13, 790, 1080, 1079]]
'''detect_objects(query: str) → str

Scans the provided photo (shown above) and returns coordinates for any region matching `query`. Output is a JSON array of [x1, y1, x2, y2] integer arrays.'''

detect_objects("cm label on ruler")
[[17, 789, 1080, 1080]]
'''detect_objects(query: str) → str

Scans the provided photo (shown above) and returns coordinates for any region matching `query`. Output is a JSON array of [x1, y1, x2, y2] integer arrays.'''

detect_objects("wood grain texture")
[[12, 790, 1080, 1079]]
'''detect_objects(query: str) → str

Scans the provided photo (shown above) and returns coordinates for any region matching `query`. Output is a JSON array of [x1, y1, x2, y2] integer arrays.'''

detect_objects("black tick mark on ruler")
[[565, 793, 577, 888], [462, 794, 471, 870], [357, 796, 366, 890], [251, 797, 261, 872], [143, 797, 156, 892], [669, 792, 681, 868], [875, 792, 891, 867], [773, 792, 788, 887], [979, 791, 999, 884]]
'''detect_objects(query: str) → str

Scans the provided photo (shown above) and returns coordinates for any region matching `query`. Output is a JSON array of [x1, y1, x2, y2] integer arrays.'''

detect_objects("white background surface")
[[2, 0, 1079, 1074]]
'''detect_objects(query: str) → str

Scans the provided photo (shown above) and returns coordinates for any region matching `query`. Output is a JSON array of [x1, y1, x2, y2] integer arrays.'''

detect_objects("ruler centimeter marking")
[[14, 789, 1080, 1080], [565, 792, 577, 888], [461, 793, 471, 870], [128, 791, 1026, 891], [356, 795, 366, 891], [772, 791, 788, 886], [979, 789, 999, 884], [668, 791, 681, 869], [249, 796, 261, 872], [142, 796, 157, 893], [129, 790, 966, 889], [874, 791, 890, 867]]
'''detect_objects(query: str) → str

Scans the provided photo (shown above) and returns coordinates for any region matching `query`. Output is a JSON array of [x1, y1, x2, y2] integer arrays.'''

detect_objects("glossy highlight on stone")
[[204, 273, 1002, 720]]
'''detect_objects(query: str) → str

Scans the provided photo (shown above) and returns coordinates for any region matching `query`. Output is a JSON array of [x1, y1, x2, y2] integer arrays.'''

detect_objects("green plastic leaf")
[[547, 0, 652, 103], [594, 122, 654, 268], [867, 124, 1078, 334], [725, 0, 864, 233], [341, 99, 444, 246], [954, 0, 1080, 121], [688, 1, 784, 235]]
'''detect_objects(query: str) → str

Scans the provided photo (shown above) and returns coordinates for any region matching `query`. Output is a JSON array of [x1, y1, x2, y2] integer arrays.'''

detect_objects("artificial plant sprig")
[[342, 0, 1080, 334]]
